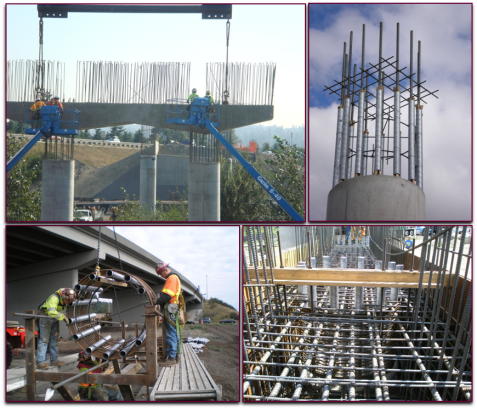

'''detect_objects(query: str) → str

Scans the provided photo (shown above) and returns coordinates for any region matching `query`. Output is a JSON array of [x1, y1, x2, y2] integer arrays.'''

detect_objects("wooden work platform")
[[150, 344, 222, 401]]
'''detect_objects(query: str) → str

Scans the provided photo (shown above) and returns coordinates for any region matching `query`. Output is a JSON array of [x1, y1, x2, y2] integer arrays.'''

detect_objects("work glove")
[[63, 316, 70, 325]]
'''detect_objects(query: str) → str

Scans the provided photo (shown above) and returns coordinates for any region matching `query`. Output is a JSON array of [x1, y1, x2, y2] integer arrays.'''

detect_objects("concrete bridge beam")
[[7, 102, 273, 134]]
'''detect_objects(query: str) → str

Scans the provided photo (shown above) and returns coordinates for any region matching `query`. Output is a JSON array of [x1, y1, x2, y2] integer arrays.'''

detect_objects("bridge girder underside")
[[7, 102, 273, 134]]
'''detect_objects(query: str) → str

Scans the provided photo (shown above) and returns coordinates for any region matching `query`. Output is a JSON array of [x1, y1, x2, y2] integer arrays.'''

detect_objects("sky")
[[309, 4, 472, 221], [6, 4, 305, 128], [109, 226, 240, 311]]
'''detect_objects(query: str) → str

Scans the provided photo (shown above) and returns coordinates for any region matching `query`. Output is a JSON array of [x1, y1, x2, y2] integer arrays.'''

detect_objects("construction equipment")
[[167, 97, 305, 221], [7, 106, 80, 173], [6, 321, 38, 369]]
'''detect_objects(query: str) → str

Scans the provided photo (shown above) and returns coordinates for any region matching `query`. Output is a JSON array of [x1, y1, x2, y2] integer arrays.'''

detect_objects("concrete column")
[[188, 162, 220, 221], [140, 156, 157, 212], [41, 160, 74, 221], [7, 269, 78, 340], [326, 175, 426, 221]]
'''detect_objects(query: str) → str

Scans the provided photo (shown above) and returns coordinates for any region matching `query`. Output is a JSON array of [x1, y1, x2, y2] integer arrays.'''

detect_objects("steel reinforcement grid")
[[243, 226, 471, 401]]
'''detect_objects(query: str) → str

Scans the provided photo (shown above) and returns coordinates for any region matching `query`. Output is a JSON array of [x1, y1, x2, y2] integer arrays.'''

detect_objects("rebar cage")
[[67, 269, 157, 361], [243, 226, 472, 401]]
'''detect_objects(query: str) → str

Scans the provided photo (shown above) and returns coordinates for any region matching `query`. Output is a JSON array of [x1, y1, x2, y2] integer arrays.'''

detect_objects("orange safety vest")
[[161, 274, 181, 304], [47, 99, 64, 110], [31, 101, 45, 110]]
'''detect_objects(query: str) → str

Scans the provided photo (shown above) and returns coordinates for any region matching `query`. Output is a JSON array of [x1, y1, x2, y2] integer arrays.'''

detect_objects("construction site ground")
[[7, 323, 239, 402]]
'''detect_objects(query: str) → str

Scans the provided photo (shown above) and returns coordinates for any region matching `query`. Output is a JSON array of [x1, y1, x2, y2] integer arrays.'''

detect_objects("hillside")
[[202, 299, 239, 323], [24, 142, 188, 169]]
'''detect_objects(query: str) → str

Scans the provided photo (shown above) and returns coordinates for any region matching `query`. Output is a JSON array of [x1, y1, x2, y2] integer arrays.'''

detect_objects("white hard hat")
[[54, 95, 59, 99]]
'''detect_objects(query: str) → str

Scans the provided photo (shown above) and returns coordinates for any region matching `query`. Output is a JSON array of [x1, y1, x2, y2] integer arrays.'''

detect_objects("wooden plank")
[[112, 360, 135, 401], [250, 267, 451, 288], [24, 310, 36, 401], [97, 277, 128, 287], [184, 345, 198, 391], [180, 348, 187, 392], [53, 383, 77, 401], [145, 306, 158, 388], [173, 363, 180, 391], [34, 372, 147, 386], [186, 345, 210, 390]]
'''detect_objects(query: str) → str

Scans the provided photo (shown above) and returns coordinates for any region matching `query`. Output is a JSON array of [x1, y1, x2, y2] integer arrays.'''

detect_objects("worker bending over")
[[155, 262, 182, 366], [30, 97, 46, 120], [47, 95, 64, 112], [36, 288, 76, 369], [77, 351, 122, 401]]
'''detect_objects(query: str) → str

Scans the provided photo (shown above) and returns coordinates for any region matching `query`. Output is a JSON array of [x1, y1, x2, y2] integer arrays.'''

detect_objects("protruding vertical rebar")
[[348, 64, 357, 179], [363, 70, 369, 175], [355, 256, 364, 310], [341, 43, 347, 106], [355, 89, 365, 176], [378, 22, 383, 86], [333, 105, 344, 187], [408, 31, 416, 182], [360, 24, 365, 88], [340, 96, 351, 181], [347, 32, 353, 97], [416, 41, 423, 188], [393, 23, 401, 177], [374, 86, 383, 174]]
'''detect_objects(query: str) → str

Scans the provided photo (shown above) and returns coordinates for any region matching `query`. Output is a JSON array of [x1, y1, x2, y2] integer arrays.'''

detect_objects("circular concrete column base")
[[326, 175, 426, 221]]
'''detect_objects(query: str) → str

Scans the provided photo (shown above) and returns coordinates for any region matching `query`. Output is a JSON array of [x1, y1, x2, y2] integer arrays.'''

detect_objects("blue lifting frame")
[[167, 98, 304, 221], [7, 106, 80, 173]]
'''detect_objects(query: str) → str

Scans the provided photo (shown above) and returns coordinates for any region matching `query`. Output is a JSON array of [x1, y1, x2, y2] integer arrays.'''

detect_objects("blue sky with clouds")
[[109, 226, 239, 310], [6, 4, 304, 128], [309, 3, 472, 221]]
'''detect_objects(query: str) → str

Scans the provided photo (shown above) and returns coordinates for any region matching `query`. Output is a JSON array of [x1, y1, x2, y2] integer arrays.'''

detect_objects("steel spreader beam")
[[37, 4, 232, 19], [205, 120, 305, 221], [7, 130, 43, 173]]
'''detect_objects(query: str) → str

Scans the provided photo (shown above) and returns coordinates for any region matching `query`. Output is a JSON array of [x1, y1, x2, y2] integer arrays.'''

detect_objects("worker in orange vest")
[[30, 97, 46, 121], [47, 95, 64, 112], [155, 262, 182, 366]]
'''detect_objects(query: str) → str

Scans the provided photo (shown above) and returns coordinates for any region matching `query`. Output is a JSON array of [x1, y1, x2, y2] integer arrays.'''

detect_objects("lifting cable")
[[112, 226, 123, 323], [95, 226, 123, 323], [224, 19, 231, 104]]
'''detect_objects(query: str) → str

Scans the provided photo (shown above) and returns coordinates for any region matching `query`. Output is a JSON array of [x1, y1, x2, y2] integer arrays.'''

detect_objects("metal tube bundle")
[[86, 335, 112, 354], [106, 270, 126, 281], [135, 329, 147, 347], [73, 325, 102, 341], [119, 338, 138, 358], [74, 285, 103, 293], [69, 313, 97, 325], [102, 339, 125, 360]]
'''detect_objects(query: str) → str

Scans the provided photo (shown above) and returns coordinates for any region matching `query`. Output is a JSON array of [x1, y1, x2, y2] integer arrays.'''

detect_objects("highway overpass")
[[7, 226, 204, 339]]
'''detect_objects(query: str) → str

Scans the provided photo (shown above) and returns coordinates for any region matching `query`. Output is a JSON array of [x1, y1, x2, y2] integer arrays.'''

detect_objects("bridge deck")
[[150, 343, 221, 401]]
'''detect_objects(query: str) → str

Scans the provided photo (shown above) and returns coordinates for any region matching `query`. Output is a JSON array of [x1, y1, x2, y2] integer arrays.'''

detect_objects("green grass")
[[209, 346, 222, 352], [189, 325, 205, 331]]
